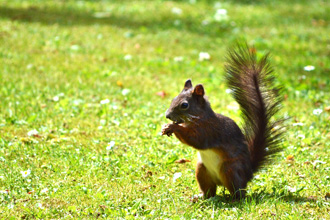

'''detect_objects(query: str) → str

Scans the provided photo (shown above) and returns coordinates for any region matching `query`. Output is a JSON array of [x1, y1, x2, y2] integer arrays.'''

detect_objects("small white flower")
[[313, 108, 322, 115], [98, 126, 103, 130], [286, 186, 296, 193], [174, 19, 181, 26], [214, 9, 228, 21], [21, 169, 31, 178], [70, 45, 80, 51], [40, 188, 49, 194], [8, 204, 14, 209], [158, 176, 165, 180], [53, 96, 59, 102], [0, 175, 4, 179], [0, 190, 8, 194], [174, 56, 184, 62], [292, 122, 304, 126], [173, 172, 182, 182], [171, 7, 182, 15], [199, 52, 211, 61], [124, 54, 132, 61], [100, 99, 110, 105], [53, 188, 58, 193], [202, 19, 210, 26], [297, 134, 305, 139], [122, 89, 130, 96], [303, 65, 315, 71], [106, 141, 115, 151], [27, 129, 38, 137], [36, 203, 44, 209], [225, 89, 232, 94]]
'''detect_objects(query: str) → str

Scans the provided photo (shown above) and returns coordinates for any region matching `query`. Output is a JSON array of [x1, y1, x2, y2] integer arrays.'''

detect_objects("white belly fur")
[[197, 149, 224, 185]]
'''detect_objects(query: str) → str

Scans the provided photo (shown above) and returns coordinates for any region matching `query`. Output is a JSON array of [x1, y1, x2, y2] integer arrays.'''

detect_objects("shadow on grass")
[[199, 191, 318, 209], [0, 5, 232, 37]]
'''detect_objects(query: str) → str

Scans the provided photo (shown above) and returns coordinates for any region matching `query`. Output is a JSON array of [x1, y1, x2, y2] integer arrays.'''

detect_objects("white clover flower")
[[36, 203, 44, 209], [313, 109, 322, 115], [174, 56, 184, 62], [21, 169, 31, 178], [304, 65, 315, 71], [124, 54, 132, 61], [214, 9, 228, 21], [174, 19, 181, 26], [27, 129, 38, 137], [122, 89, 130, 96], [297, 134, 305, 139], [225, 89, 232, 94], [171, 7, 182, 15], [70, 45, 80, 51], [53, 96, 59, 102], [199, 52, 211, 61], [100, 99, 110, 105], [40, 188, 49, 194], [173, 172, 182, 182], [106, 141, 115, 151]]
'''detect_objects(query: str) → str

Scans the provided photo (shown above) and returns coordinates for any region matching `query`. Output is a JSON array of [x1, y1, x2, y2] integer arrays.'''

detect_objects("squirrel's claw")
[[162, 124, 174, 136]]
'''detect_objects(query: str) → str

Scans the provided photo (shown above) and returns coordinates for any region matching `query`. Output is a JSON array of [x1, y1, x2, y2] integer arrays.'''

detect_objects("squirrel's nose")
[[165, 110, 172, 120]]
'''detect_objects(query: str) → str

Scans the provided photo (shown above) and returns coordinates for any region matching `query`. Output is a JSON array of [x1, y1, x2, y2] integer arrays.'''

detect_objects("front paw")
[[162, 123, 175, 137]]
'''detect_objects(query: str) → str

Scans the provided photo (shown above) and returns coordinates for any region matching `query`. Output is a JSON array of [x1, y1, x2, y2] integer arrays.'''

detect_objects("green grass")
[[0, 0, 329, 218]]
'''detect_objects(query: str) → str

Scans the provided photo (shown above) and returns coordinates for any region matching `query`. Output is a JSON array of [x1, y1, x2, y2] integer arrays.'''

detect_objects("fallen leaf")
[[117, 81, 123, 88], [175, 158, 191, 164], [156, 91, 167, 98], [286, 155, 294, 161], [324, 106, 330, 112], [307, 196, 317, 201], [325, 193, 330, 200], [134, 43, 141, 49]]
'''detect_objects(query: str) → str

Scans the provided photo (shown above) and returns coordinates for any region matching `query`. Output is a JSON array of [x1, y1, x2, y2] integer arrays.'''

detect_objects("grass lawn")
[[0, 0, 329, 218]]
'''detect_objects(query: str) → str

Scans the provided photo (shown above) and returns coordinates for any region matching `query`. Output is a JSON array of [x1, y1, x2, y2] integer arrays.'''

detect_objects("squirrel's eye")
[[181, 102, 189, 109]]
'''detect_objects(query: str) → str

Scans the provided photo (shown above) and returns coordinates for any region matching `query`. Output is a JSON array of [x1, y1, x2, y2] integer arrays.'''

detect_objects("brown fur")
[[162, 44, 284, 199]]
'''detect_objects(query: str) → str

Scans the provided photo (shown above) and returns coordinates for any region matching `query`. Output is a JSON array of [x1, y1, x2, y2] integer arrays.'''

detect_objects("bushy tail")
[[224, 43, 284, 173]]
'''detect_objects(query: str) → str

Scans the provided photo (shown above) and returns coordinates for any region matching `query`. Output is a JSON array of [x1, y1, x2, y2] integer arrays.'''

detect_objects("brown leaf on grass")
[[307, 196, 317, 201], [144, 170, 152, 178], [286, 155, 294, 161], [175, 158, 191, 164], [325, 193, 330, 200], [296, 172, 305, 178], [141, 185, 156, 191], [324, 106, 330, 112], [156, 91, 167, 98], [117, 81, 123, 88]]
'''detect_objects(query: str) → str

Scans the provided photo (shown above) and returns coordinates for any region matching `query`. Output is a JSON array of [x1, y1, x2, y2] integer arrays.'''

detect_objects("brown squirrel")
[[162, 44, 284, 199]]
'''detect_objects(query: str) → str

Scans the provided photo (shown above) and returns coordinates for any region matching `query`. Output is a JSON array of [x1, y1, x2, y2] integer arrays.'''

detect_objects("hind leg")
[[195, 161, 217, 198], [221, 161, 252, 199]]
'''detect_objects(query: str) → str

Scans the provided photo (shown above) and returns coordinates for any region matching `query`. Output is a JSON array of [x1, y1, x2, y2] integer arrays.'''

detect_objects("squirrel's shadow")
[[198, 191, 317, 209]]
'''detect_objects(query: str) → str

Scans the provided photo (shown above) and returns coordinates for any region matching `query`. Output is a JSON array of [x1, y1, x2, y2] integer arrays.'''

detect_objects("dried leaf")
[[324, 106, 330, 112], [156, 91, 167, 98], [325, 193, 330, 200], [286, 155, 294, 161], [175, 158, 191, 163], [116, 81, 123, 88]]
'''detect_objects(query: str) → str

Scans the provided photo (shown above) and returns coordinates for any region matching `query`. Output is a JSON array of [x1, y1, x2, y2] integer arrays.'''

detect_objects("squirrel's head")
[[165, 79, 210, 124]]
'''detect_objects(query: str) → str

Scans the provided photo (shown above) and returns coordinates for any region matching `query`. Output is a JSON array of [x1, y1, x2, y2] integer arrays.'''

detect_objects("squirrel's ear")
[[193, 84, 205, 96], [183, 79, 193, 90]]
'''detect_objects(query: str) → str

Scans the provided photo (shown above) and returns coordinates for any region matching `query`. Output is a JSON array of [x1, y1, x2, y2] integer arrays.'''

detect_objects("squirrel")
[[162, 44, 284, 199]]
